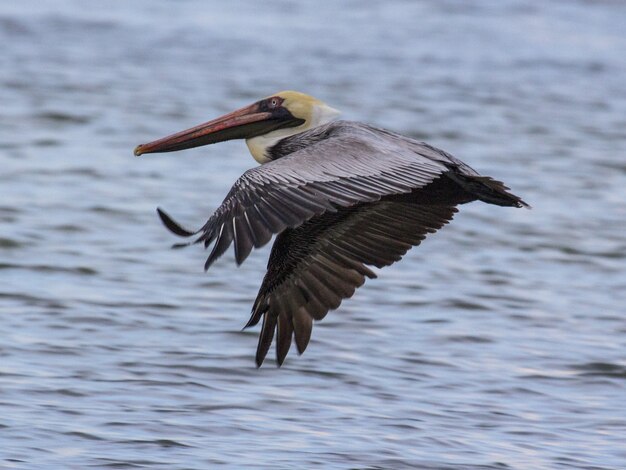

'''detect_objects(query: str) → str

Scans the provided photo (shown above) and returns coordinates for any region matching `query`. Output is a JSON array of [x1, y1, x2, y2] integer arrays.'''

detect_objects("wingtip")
[[255, 351, 276, 368], [203, 244, 221, 271], [295, 335, 310, 356], [171, 242, 192, 249], [244, 307, 264, 329], [255, 356, 284, 368], [234, 248, 251, 267], [255, 313, 277, 368], [204, 255, 217, 272], [156, 207, 196, 237]]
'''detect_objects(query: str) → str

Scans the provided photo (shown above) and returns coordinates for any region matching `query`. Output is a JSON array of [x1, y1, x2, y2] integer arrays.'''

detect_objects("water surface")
[[1, 1, 625, 468]]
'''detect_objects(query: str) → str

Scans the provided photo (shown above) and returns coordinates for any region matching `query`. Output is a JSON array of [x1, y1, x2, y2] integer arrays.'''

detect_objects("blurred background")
[[1, 0, 625, 468]]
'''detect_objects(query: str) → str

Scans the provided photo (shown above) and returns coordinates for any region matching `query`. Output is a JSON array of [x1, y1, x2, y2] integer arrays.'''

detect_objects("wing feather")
[[151, 121, 528, 366], [159, 122, 452, 268], [251, 195, 459, 366]]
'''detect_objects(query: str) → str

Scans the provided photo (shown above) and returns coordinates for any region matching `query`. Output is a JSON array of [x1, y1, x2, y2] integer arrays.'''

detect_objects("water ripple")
[[2, 0, 626, 468]]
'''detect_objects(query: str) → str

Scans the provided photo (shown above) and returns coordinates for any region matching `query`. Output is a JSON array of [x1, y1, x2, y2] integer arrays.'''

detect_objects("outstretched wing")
[[158, 122, 453, 269], [248, 193, 461, 366]]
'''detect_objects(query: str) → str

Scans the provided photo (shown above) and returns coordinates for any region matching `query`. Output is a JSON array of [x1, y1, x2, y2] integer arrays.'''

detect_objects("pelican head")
[[134, 91, 340, 163]]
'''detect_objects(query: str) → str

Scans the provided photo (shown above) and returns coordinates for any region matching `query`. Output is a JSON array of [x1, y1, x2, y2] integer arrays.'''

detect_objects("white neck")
[[246, 102, 340, 163]]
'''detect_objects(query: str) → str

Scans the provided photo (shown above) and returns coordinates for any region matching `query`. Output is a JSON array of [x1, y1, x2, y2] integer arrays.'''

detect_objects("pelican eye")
[[269, 98, 279, 108]]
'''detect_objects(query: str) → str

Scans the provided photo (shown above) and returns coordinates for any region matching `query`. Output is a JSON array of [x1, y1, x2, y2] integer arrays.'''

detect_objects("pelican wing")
[[159, 122, 453, 268], [248, 197, 459, 366]]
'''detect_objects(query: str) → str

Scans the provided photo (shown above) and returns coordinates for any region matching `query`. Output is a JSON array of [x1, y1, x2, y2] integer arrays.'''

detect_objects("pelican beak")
[[134, 102, 302, 156]]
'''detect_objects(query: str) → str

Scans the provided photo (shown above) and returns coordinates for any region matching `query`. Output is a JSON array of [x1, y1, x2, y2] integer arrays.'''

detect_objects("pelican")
[[135, 91, 528, 367]]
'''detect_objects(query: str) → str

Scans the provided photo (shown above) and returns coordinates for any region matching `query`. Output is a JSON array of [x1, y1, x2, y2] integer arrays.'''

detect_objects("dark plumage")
[[154, 120, 527, 366]]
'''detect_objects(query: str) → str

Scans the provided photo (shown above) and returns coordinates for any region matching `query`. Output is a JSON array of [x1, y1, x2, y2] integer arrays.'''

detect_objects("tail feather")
[[447, 173, 529, 208]]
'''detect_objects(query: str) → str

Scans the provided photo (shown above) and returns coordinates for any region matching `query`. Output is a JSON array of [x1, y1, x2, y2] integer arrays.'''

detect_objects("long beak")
[[134, 103, 275, 156]]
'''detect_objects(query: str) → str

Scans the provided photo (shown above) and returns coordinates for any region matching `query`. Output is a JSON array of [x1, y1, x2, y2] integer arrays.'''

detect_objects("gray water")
[[1, 1, 625, 468]]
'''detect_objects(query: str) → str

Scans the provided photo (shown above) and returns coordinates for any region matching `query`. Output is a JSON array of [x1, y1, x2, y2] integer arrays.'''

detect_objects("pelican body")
[[135, 91, 527, 367]]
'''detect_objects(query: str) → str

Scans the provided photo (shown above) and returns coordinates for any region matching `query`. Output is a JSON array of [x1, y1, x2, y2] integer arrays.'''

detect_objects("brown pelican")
[[135, 91, 528, 367]]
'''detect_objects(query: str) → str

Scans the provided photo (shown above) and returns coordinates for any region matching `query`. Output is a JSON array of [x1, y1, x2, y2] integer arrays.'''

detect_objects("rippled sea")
[[2, 1, 625, 468]]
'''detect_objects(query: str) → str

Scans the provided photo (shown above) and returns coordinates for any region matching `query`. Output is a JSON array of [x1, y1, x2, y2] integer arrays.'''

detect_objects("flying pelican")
[[135, 91, 528, 367]]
